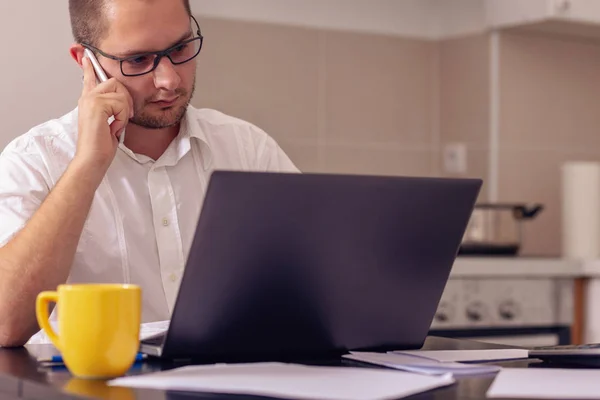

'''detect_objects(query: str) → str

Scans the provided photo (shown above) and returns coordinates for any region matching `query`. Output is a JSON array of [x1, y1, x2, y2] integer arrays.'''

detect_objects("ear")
[[70, 44, 86, 68]]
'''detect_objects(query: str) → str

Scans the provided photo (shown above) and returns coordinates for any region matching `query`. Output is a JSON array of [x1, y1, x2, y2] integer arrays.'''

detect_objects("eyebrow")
[[116, 29, 193, 58]]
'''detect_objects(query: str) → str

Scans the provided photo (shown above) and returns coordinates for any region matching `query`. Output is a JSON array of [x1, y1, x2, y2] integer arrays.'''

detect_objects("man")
[[0, 0, 298, 347]]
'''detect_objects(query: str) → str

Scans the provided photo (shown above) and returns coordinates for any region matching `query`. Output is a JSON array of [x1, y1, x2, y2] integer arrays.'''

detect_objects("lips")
[[152, 96, 179, 106]]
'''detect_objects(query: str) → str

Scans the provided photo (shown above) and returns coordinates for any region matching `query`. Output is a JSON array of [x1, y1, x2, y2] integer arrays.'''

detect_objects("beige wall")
[[439, 31, 600, 256], [0, 2, 80, 149], [439, 33, 490, 200], [499, 32, 600, 256], [439, 30, 600, 256], [194, 17, 600, 257], [193, 17, 440, 177]]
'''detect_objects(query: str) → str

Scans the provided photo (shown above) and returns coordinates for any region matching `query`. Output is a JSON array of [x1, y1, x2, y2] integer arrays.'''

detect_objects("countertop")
[[450, 256, 583, 278]]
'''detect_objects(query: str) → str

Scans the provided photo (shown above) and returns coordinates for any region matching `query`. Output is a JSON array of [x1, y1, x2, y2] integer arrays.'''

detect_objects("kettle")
[[459, 203, 543, 256]]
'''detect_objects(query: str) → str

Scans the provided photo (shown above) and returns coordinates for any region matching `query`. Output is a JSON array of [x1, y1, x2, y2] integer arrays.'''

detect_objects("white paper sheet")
[[487, 368, 600, 399], [109, 362, 455, 400], [391, 349, 528, 363], [139, 320, 169, 340], [345, 352, 500, 376]]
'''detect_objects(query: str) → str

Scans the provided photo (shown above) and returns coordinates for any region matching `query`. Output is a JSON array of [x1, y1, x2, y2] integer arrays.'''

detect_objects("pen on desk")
[[39, 352, 146, 364]]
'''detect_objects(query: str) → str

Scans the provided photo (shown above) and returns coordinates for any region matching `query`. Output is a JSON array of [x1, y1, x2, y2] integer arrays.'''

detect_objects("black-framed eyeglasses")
[[82, 16, 204, 77]]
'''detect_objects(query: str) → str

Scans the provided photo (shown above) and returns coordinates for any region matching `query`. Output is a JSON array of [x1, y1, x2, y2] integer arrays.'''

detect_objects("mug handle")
[[35, 291, 61, 350]]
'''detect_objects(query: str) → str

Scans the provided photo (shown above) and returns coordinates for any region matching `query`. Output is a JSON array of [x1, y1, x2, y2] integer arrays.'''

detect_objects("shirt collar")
[[184, 106, 213, 170], [118, 106, 212, 170]]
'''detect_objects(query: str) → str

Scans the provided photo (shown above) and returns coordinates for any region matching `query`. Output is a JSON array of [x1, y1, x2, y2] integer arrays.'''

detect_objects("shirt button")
[[169, 273, 177, 282], [162, 218, 169, 226]]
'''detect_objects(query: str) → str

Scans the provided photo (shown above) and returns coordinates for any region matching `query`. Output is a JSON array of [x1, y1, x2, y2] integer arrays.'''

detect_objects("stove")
[[428, 258, 578, 347]]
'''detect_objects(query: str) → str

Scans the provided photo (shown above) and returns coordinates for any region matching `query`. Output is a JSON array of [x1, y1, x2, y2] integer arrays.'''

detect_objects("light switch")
[[443, 143, 468, 174]]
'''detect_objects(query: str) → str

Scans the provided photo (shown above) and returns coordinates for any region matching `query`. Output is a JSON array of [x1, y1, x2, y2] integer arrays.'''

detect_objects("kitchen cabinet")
[[486, 0, 600, 41]]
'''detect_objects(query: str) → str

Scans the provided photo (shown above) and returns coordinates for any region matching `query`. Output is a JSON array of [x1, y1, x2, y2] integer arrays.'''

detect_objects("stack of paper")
[[139, 320, 169, 341], [28, 320, 170, 345], [391, 349, 528, 363], [109, 362, 455, 400], [487, 368, 600, 399], [344, 352, 501, 376]]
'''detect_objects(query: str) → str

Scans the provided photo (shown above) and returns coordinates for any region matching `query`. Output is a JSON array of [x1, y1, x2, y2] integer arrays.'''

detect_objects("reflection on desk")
[[0, 336, 548, 400]]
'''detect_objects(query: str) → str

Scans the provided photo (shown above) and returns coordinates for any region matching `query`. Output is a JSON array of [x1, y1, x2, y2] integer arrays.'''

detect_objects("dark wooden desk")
[[0, 336, 551, 400]]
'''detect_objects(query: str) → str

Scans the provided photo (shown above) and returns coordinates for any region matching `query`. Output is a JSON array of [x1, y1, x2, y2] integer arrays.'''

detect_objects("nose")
[[153, 56, 181, 91]]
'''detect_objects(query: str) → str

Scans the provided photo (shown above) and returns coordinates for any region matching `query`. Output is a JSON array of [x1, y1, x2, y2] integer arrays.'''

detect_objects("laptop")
[[140, 171, 482, 362]]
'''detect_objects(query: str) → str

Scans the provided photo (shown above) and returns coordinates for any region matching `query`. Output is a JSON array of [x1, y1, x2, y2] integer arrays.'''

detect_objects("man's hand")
[[76, 56, 134, 172]]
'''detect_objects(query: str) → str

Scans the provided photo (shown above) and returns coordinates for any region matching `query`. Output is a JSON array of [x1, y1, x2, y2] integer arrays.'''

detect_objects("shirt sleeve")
[[0, 141, 51, 247], [249, 126, 300, 173], [259, 136, 300, 173]]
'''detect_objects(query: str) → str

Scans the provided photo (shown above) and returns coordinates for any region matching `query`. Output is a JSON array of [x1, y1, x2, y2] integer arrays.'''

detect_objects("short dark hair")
[[69, 0, 192, 47]]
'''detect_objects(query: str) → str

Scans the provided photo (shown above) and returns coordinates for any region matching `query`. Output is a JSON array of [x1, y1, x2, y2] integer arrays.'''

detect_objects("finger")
[[93, 77, 119, 94], [94, 79, 135, 118], [81, 56, 97, 94], [126, 92, 134, 119], [116, 87, 134, 119], [100, 95, 130, 137], [110, 119, 127, 140], [100, 93, 130, 120]]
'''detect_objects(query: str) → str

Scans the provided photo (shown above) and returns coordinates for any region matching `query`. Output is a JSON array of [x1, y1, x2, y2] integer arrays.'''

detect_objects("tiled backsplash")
[[193, 17, 439, 176], [192, 16, 600, 257]]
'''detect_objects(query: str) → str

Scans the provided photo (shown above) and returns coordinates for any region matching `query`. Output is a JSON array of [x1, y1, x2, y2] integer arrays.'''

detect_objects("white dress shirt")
[[0, 106, 298, 334]]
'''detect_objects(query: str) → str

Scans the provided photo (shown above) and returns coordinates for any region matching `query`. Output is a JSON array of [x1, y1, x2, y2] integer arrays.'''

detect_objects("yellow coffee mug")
[[36, 284, 141, 379]]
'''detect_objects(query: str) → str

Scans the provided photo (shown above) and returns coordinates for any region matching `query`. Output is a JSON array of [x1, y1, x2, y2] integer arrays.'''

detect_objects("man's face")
[[96, 0, 197, 129]]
